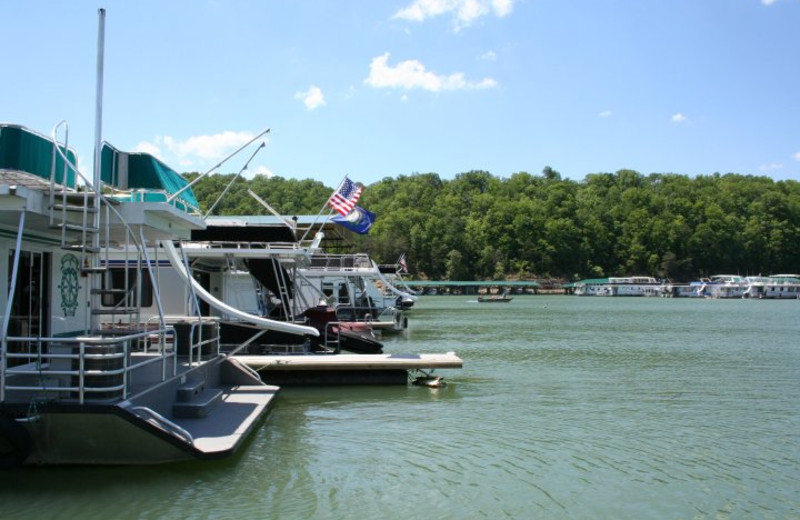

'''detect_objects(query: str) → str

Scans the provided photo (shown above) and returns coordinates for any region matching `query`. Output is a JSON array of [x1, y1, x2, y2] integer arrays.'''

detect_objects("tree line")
[[187, 168, 800, 282]]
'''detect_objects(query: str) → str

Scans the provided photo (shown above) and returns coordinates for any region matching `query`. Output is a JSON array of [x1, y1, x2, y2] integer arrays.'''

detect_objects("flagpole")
[[300, 174, 348, 242]]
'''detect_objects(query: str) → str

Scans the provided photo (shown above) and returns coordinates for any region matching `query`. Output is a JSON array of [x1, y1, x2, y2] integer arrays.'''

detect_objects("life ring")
[[0, 416, 31, 470]]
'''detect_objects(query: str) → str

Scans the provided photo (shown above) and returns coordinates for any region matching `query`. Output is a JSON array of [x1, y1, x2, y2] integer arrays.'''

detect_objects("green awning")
[[0, 124, 77, 186], [101, 142, 199, 213]]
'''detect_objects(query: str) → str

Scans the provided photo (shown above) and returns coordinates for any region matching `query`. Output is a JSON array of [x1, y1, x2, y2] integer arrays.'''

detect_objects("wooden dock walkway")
[[235, 352, 463, 386]]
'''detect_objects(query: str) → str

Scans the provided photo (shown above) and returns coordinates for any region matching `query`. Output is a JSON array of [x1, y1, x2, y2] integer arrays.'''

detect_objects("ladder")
[[48, 123, 144, 333]]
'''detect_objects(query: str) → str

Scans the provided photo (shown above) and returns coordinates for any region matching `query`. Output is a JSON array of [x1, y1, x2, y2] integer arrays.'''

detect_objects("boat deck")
[[174, 385, 278, 455]]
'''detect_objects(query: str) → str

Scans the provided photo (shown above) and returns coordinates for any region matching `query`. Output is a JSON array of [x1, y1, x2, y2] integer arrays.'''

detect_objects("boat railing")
[[335, 305, 380, 322], [322, 322, 346, 353], [48, 121, 173, 332], [130, 406, 194, 444], [105, 187, 201, 215], [145, 316, 220, 366], [308, 253, 374, 271], [189, 240, 303, 250], [0, 328, 176, 405]]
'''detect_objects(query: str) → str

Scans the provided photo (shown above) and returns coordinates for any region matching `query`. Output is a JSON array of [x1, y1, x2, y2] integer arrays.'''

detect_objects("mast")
[[90, 8, 106, 332], [93, 8, 105, 192]]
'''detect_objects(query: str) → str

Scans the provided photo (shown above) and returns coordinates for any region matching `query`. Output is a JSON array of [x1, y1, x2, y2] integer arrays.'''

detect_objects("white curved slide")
[[160, 240, 319, 337], [373, 261, 417, 301]]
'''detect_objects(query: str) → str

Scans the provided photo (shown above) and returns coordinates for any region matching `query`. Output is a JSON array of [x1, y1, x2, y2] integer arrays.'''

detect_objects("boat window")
[[7, 250, 50, 363], [101, 268, 153, 307]]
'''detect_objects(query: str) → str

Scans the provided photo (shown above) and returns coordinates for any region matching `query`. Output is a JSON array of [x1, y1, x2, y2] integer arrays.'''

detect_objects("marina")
[[569, 274, 800, 299], [0, 117, 462, 468], [0, 295, 797, 518], [0, 10, 457, 469], [1, 4, 798, 519]]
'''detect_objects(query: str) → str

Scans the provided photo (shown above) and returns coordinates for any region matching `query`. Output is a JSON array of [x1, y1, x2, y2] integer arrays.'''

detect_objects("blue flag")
[[332, 205, 375, 234]]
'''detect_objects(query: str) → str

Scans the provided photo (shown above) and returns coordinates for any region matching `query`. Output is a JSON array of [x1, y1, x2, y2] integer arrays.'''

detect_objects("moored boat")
[[746, 274, 800, 299], [477, 290, 513, 303], [707, 275, 748, 299], [0, 10, 314, 467], [573, 276, 661, 296], [0, 119, 309, 466]]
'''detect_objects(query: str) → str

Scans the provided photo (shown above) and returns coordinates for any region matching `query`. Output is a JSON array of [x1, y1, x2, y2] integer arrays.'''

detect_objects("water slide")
[[160, 240, 319, 337], [373, 261, 417, 301]]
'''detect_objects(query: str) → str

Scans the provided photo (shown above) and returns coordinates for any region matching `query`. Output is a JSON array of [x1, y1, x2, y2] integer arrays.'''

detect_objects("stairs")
[[49, 183, 142, 328], [172, 379, 223, 418]]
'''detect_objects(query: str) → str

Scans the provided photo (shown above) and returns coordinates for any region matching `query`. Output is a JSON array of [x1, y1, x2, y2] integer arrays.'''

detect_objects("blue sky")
[[2, 0, 798, 189]]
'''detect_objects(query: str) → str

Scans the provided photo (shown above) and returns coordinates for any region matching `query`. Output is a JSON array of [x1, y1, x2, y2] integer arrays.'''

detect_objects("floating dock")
[[235, 352, 463, 386]]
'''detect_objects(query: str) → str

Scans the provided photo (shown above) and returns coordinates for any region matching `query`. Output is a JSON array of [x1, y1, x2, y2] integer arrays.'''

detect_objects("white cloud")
[[249, 165, 275, 179], [295, 85, 326, 111], [133, 141, 163, 160], [365, 53, 497, 91], [479, 50, 497, 61], [129, 131, 259, 170], [761, 0, 778, 5], [160, 131, 257, 163], [759, 163, 783, 171], [793, 152, 800, 161], [671, 113, 689, 123], [598, 110, 612, 118], [393, 0, 514, 30], [126, 131, 268, 172]]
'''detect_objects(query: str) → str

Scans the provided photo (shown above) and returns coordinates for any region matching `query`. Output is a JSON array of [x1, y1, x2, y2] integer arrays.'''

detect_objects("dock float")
[[235, 352, 463, 386]]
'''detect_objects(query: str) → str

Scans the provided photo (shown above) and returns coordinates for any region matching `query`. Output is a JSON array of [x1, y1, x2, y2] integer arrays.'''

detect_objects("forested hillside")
[[187, 168, 800, 282]]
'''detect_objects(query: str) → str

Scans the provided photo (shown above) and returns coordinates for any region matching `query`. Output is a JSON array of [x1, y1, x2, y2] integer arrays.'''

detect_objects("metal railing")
[[308, 253, 374, 271], [1, 329, 175, 405], [146, 316, 220, 366]]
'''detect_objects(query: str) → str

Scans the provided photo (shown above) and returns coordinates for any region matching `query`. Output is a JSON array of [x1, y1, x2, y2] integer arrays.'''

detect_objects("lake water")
[[1, 296, 799, 519]]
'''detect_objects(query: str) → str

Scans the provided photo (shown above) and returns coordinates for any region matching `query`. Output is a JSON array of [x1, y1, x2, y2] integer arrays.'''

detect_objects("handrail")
[[130, 406, 194, 444], [186, 320, 218, 365], [1, 329, 174, 404], [307, 253, 374, 271], [226, 356, 263, 382]]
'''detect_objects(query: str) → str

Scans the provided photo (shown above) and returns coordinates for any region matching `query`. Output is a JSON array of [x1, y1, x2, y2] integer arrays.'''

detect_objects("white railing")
[[0, 329, 175, 405]]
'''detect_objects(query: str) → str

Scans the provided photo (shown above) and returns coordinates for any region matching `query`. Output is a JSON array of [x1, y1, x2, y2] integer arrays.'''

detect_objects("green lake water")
[[1, 295, 799, 519]]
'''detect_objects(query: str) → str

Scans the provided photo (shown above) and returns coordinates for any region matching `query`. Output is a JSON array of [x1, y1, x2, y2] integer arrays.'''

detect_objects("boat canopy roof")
[[0, 123, 77, 185], [101, 141, 200, 213]]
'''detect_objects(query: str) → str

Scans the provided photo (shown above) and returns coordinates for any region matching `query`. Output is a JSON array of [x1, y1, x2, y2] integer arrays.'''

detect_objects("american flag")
[[327, 176, 363, 216], [398, 253, 408, 273]]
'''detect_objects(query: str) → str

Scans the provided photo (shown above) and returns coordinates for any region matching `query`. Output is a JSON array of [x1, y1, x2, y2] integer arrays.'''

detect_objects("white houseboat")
[[744, 274, 800, 299], [574, 276, 662, 296], [0, 120, 322, 467]]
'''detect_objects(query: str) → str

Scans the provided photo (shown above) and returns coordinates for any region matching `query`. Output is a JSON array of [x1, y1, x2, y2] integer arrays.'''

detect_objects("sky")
[[1, 0, 799, 189]]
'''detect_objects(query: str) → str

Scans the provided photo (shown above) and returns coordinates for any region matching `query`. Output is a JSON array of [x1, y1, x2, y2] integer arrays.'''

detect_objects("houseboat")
[[574, 276, 662, 296], [744, 274, 800, 299], [0, 120, 322, 467]]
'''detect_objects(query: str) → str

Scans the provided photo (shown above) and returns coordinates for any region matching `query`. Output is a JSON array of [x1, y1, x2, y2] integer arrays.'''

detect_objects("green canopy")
[[101, 142, 199, 213], [0, 124, 77, 186]]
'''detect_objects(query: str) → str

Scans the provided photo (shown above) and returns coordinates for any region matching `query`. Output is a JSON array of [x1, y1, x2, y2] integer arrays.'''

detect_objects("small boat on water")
[[300, 304, 383, 354], [477, 292, 513, 303]]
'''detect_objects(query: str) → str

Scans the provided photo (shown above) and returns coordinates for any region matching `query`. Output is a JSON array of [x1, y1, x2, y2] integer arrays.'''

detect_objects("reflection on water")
[[1, 296, 798, 519]]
